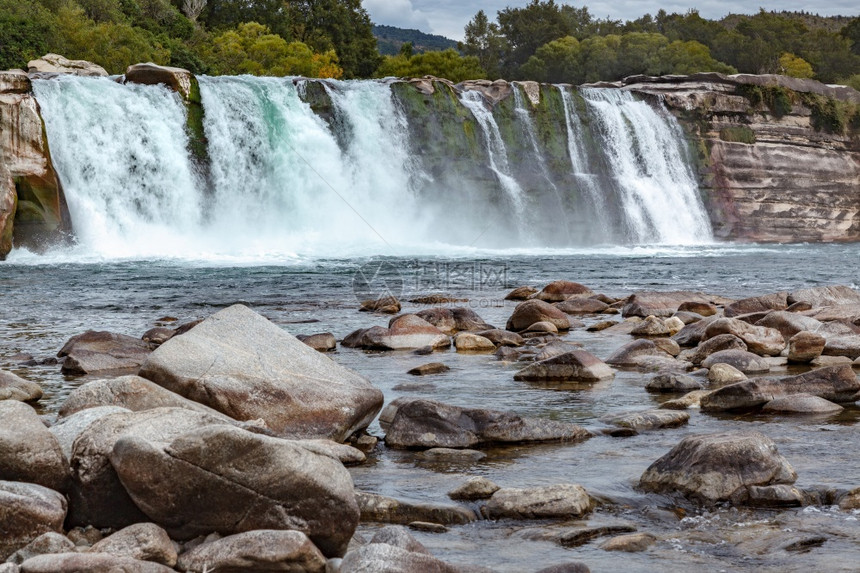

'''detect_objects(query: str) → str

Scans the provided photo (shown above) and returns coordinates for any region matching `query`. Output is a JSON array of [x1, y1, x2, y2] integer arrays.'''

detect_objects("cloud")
[[363, 0, 432, 31]]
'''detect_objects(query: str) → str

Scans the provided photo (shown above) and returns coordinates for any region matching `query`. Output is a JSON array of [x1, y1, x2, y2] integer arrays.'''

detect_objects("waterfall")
[[580, 88, 713, 244]]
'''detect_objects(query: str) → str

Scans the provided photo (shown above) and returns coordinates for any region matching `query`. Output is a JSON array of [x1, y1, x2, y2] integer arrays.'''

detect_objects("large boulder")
[[600, 409, 690, 431], [639, 431, 797, 505], [788, 285, 860, 308], [66, 407, 232, 529], [340, 542, 461, 573], [702, 318, 785, 356], [351, 315, 451, 350], [761, 394, 844, 415], [535, 281, 593, 302], [17, 553, 173, 572], [672, 315, 719, 346], [110, 424, 359, 557], [788, 331, 825, 363], [49, 405, 130, 462], [57, 375, 229, 420], [700, 349, 771, 374], [513, 350, 615, 382], [0, 401, 69, 492], [58, 331, 152, 375], [0, 370, 42, 402], [175, 530, 326, 573], [138, 304, 383, 440], [482, 484, 592, 520], [27, 54, 108, 76], [754, 311, 822, 339], [724, 292, 787, 318], [701, 365, 860, 411], [605, 339, 671, 367], [415, 307, 492, 334], [622, 291, 711, 318], [689, 333, 747, 365], [384, 398, 591, 449], [88, 523, 176, 567], [506, 300, 570, 332], [0, 481, 67, 561], [125, 63, 196, 102], [822, 335, 860, 359]]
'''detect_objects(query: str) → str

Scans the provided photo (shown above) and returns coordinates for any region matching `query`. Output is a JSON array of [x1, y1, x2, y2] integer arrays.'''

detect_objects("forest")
[[0, 0, 859, 87]]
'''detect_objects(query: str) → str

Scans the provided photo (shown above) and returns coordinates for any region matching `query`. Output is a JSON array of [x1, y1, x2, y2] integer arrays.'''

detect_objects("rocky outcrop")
[[623, 73, 860, 243], [28, 54, 108, 77]]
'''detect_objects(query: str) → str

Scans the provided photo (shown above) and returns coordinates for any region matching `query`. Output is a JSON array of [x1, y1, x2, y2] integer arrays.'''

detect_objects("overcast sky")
[[362, 0, 859, 41]]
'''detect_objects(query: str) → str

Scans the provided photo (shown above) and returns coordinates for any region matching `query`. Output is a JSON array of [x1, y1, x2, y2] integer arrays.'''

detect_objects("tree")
[[375, 49, 485, 83], [182, 0, 206, 23], [462, 9, 504, 78], [657, 40, 736, 75], [519, 35, 580, 83], [0, 0, 55, 69], [778, 52, 814, 78], [840, 17, 860, 55]]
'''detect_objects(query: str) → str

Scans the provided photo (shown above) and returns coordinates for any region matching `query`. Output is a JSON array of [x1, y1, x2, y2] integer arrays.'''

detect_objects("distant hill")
[[721, 11, 855, 32], [372, 25, 460, 56]]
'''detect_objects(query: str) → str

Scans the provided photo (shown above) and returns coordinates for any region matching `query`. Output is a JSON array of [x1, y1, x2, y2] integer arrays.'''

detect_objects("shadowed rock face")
[[623, 73, 860, 243]]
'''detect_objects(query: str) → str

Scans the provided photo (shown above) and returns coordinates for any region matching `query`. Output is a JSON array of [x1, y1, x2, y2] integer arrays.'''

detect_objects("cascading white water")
[[580, 87, 712, 244], [511, 84, 555, 190], [459, 90, 527, 214]]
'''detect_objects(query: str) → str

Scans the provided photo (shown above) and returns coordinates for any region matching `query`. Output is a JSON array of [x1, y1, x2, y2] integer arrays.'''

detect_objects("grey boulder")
[[0, 401, 69, 492], [482, 484, 593, 520], [0, 371, 42, 403], [88, 523, 177, 567], [0, 481, 67, 561], [58, 330, 152, 376], [176, 530, 326, 573], [514, 350, 614, 382]]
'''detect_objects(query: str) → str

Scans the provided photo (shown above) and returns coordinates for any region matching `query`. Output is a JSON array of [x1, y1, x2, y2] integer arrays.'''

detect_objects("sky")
[[362, 0, 859, 41]]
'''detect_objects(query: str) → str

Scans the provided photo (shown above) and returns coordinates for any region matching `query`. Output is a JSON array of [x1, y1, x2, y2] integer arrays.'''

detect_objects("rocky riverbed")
[[1, 252, 860, 572]]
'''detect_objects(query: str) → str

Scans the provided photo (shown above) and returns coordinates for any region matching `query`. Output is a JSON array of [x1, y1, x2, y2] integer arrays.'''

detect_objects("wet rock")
[[419, 448, 485, 462], [672, 311, 702, 325], [533, 341, 584, 362], [141, 327, 174, 347], [416, 308, 493, 334], [761, 393, 844, 414], [58, 330, 152, 375], [605, 339, 670, 367], [0, 481, 67, 561], [534, 563, 591, 573], [672, 315, 719, 346], [407, 362, 450, 376], [646, 373, 704, 393], [355, 492, 476, 525], [369, 526, 431, 554], [822, 335, 860, 359], [639, 431, 797, 505], [701, 365, 860, 411], [448, 477, 500, 501], [67, 407, 232, 529], [176, 530, 326, 573], [482, 484, 592, 520], [408, 294, 467, 305], [413, 345, 434, 355], [587, 320, 617, 332], [663, 316, 685, 335], [702, 318, 785, 356], [601, 409, 689, 431], [600, 532, 656, 552], [0, 371, 42, 403], [700, 349, 770, 374], [110, 424, 359, 557], [522, 321, 559, 335], [17, 553, 173, 572], [138, 304, 383, 440], [296, 332, 336, 352], [384, 398, 591, 449], [536, 281, 593, 302], [359, 296, 401, 314], [837, 487, 860, 510], [660, 390, 711, 410], [27, 53, 108, 76], [476, 329, 524, 347], [88, 523, 176, 567], [622, 291, 711, 318], [495, 346, 529, 361], [454, 332, 496, 352], [0, 401, 69, 492], [788, 285, 860, 308], [505, 286, 538, 300], [630, 316, 670, 336], [724, 292, 788, 318], [339, 542, 460, 573], [690, 333, 748, 365], [651, 338, 680, 357], [754, 311, 822, 339], [57, 375, 230, 421], [788, 331, 826, 363], [125, 63, 195, 101], [360, 315, 451, 351], [554, 298, 609, 314], [746, 484, 806, 508], [514, 350, 614, 382], [678, 301, 717, 316], [6, 533, 74, 565], [707, 363, 747, 385], [506, 300, 570, 332]]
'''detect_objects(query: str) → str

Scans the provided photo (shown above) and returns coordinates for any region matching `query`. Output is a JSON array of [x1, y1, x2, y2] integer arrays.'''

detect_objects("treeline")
[[1, 0, 859, 88], [460, 2, 860, 87], [373, 25, 458, 56]]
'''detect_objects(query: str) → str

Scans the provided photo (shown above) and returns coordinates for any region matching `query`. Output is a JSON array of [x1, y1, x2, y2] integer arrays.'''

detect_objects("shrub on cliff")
[[375, 49, 485, 83]]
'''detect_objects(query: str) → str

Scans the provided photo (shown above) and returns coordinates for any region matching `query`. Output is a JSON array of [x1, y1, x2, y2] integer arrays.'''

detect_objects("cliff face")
[[622, 73, 860, 243]]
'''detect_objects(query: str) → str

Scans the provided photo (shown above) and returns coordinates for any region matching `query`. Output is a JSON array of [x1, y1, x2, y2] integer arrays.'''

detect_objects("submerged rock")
[[448, 477, 501, 501], [384, 398, 591, 449], [514, 350, 615, 382], [639, 431, 797, 505], [646, 373, 704, 393], [482, 484, 593, 520], [600, 532, 657, 552], [536, 281, 593, 302], [700, 349, 770, 374], [58, 330, 152, 375], [623, 291, 712, 318], [600, 409, 690, 431], [407, 362, 450, 376], [355, 492, 476, 525], [138, 304, 383, 440], [761, 393, 844, 414]]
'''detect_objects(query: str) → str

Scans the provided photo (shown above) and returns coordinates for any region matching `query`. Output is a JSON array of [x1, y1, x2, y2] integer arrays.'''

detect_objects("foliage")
[[800, 92, 860, 134], [375, 49, 485, 83], [0, 0, 54, 70], [373, 24, 458, 56], [719, 126, 756, 144], [738, 84, 794, 117], [778, 53, 814, 78]]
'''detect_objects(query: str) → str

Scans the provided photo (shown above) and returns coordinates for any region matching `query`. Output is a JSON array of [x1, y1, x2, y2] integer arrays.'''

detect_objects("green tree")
[[616, 32, 668, 77], [462, 9, 505, 78], [657, 40, 736, 75], [0, 0, 55, 69], [375, 48, 485, 83], [519, 35, 580, 83], [801, 29, 860, 83], [778, 52, 814, 78], [841, 17, 860, 55]]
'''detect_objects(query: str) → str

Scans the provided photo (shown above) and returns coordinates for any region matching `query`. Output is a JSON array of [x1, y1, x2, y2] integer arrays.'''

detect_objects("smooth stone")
[[141, 327, 174, 347], [746, 484, 806, 508], [601, 409, 689, 431], [66, 526, 103, 548], [0, 371, 42, 403], [110, 424, 359, 557], [506, 300, 570, 332], [755, 311, 822, 338], [532, 341, 584, 362], [822, 335, 860, 359], [605, 339, 669, 367], [368, 526, 430, 554], [724, 292, 788, 317], [355, 492, 476, 525], [448, 477, 501, 501], [407, 362, 450, 376], [453, 332, 496, 352], [707, 363, 747, 385], [6, 533, 74, 565], [176, 530, 326, 573], [88, 523, 176, 567], [416, 307, 493, 334], [407, 294, 467, 305], [504, 286, 538, 300], [296, 439, 365, 465], [419, 448, 486, 461], [789, 285, 860, 307], [536, 281, 593, 302], [339, 543, 461, 573], [514, 350, 615, 382], [700, 349, 771, 374], [138, 304, 383, 440], [296, 332, 337, 352], [788, 331, 826, 363], [48, 406, 130, 462], [482, 484, 593, 520], [27, 53, 108, 76], [652, 337, 681, 356], [678, 301, 717, 316], [672, 315, 720, 346], [554, 298, 609, 314], [58, 330, 152, 375], [0, 401, 69, 492], [17, 553, 172, 572], [639, 431, 797, 505], [361, 315, 451, 351], [622, 291, 712, 318], [690, 334, 748, 365], [124, 63, 196, 101], [630, 315, 670, 336], [600, 532, 657, 552], [587, 320, 617, 332], [646, 373, 704, 393], [660, 390, 712, 410], [407, 522, 448, 533], [476, 329, 524, 347], [761, 393, 844, 414], [359, 296, 401, 314], [534, 563, 591, 573], [838, 487, 860, 510], [522, 321, 559, 335], [663, 316, 685, 335], [702, 318, 785, 356], [0, 481, 67, 562], [384, 398, 591, 449], [672, 311, 703, 324]]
